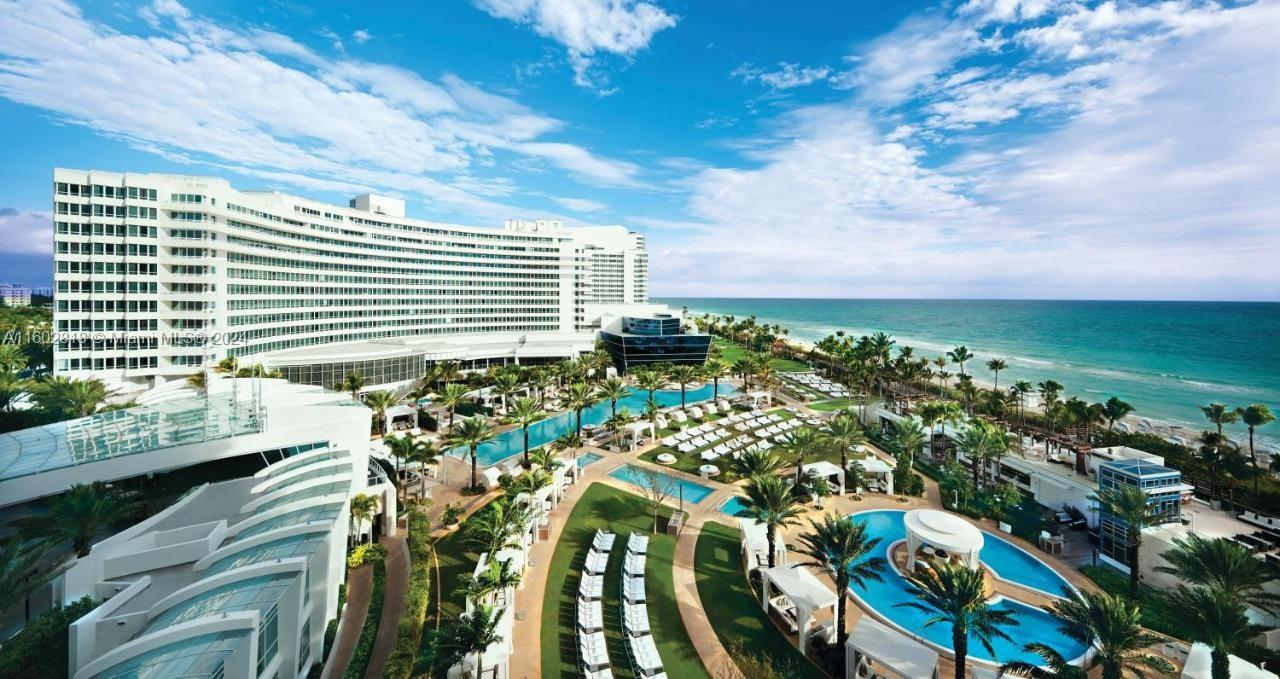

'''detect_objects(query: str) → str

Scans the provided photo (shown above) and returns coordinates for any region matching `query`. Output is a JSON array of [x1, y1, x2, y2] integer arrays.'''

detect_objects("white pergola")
[[748, 390, 773, 408], [739, 517, 787, 570], [760, 565, 838, 656], [904, 509, 984, 571], [845, 615, 938, 679], [803, 460, 845, 495], [622, 421, 655, 451], [859, 455, 895, 494], [383, 404, 418, 435]]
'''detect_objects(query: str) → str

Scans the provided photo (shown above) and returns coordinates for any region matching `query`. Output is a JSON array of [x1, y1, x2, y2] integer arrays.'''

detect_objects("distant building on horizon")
[[0, 282, 32, 306]]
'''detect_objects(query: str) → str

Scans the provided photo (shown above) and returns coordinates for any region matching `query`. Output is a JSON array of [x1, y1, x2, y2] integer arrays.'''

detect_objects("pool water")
[[577, 453, 603, 469], [607, 464, 715, 504], [848, 509, 1088, 666], [449, 383, 737, 466], [720, 495, 748, 516]]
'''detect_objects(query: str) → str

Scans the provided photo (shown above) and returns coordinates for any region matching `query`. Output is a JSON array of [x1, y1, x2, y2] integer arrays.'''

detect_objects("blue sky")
[[0, 0, 1276, 300]]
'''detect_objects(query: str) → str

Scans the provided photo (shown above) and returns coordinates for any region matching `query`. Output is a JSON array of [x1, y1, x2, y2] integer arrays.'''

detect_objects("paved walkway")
[[363, 532, 408, 679], [322, 564, 372, 679]]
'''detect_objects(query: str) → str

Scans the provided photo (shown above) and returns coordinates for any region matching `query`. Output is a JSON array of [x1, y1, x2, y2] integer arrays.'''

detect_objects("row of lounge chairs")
[[579, 531, 615, 678], [621, 534, 664, 678], [783, 372, 851, 398]]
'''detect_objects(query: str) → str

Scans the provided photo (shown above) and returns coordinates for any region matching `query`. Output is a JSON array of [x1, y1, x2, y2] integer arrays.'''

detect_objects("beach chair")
[[628, 533, 649, 554], [593, 530, 616, 552]]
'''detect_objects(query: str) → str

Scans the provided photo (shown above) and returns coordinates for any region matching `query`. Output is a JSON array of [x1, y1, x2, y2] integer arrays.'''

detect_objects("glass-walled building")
[[599, 313, 710, 372], [1098, 458, 1184, 569]]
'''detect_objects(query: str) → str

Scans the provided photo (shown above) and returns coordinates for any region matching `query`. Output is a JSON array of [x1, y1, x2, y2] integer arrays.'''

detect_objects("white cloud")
[[0, 209, 52, 255], [552, 196, 608, 212], [830, 14, 980, 104], [733, 62, 830, 89], [0, 0, 641, 219], [473, 0, 676, 89], [352, 29, 372, 44]]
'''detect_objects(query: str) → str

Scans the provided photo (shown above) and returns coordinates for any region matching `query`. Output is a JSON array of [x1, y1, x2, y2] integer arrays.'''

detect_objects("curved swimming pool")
[[450, 383, 737, 466], [848, 509, 1087, 667]]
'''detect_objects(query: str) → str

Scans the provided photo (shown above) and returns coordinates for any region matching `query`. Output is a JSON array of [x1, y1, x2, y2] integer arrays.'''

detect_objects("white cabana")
[[761, 565, 838, 656], [739, 517, 787, 569], [803, 460, 845, 495], [1183, 643, 1278, 679], [748, 390, 773, 408], [383, 404, 418, 435], [845, 615, 938, 679], [481, 466, 505, 489], [622, 420, 655, 451], [904, 509, 984, 571], [858, 455, 895, 494]]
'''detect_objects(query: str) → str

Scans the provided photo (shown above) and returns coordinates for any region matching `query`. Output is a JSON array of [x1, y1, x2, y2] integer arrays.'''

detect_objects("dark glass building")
[[599, 314, 710, 372], [1097, 458, 1183, 570]]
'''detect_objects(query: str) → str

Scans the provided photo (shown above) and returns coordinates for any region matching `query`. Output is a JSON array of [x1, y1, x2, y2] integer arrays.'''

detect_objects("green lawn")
[[415, 502, 490, 674], [808, 398, 855, 412], [693, 521, 826, 678], [713, 338, 810, 372], [540, 483, 707, 679]]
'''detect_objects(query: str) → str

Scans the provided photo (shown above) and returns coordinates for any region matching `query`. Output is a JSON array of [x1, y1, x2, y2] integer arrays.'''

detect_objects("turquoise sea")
[[656, 298, 1280, 448]]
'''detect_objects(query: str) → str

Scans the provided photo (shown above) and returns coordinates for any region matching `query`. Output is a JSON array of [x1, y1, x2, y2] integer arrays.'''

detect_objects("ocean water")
[[658, 298, 1280, 446]]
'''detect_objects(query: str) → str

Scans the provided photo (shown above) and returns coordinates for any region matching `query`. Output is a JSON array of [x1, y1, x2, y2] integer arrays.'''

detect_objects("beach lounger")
[[662, 435, 678, 447], [624, 552, 646, 577], [593, 530, 616, 552], [585, 550, 609, 575], [628, 533, 649, 554], [678, 442, 695, 454]]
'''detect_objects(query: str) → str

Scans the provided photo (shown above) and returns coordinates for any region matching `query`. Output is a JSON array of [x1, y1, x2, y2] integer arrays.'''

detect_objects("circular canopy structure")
[[904, 509, 984, 570]]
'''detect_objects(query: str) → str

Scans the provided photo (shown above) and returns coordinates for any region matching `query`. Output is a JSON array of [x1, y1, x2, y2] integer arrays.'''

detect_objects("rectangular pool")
[[607, 464, 715, 504], [719, 495, 748, 516], [577, 453, 603, 469]]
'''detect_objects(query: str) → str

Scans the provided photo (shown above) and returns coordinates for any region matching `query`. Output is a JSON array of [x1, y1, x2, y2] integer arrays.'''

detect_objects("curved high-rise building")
[[52, 169, 656, 392]]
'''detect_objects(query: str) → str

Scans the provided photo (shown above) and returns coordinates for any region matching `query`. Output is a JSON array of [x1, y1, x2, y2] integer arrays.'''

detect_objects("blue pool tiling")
[[450, 383, 737, 466], [720, 495, 749, 516], [607, 464, 715, 504], [847, 509, 1087, 666]]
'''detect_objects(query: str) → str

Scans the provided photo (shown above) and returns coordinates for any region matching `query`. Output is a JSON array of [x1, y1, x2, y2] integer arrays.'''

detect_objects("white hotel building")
[[52, 169, 656, 393]]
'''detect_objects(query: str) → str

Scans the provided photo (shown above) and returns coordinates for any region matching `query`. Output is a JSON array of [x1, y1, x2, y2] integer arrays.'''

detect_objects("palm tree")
[[0, 343, 29, 373], [528, 446, 564, 473], [598, 377, 629, 418], [461, 498, 531, 555], [563, 382, 598, 434], [702, 357, 730, 400], [1156, 532, 1280, 612], [782, 426, 825, 486], [633, 369, 667, 402], [999, 588, 1171, 679], [448, 416, 498, 491], [933, 356, 949, 395], [1011, 380, 1034, 424], [1167, 585, 1265, 679], [731, 448, 782, 480], [509, 397, 545, 468], [11, 481, 141, 557], [822, 412, 865, 491], [889, 418, 926, 474], [795, 514, 885, 649], [435, 603, 505, 677], [439, 382, 469, 431], [1201, 402, 1239, 437], [737, 475, 803, 568], [526, 368, 554, 406], [956, 421, 997, 488], [348, 493, 379, 545], [898, 560, 1018, 679], [504, 468, 554, 498], [383, 434, 413, 501], [336, 371, 366, 401], [457, 557, 522, 604], [213, 356, 238, 374], [947, 346, 974, 377], [491, 372, 522, 415], [668, 365, 700, 410], [29, 376, 116, 419], [404, 439, 440, 500], [1102, 396, 1135, 432], [1237, 404, 1275, 495], [986, 358, 1007, 390], [364, 390, 400, 435], [552, 431, 583, 460], [0, 537, 50, 620], [1092, 485, 1157, 600]]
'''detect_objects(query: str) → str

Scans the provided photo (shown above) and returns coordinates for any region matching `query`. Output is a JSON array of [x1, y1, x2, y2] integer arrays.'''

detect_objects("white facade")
[[51, 169, 649, 391], [1, 282, 32, 306]]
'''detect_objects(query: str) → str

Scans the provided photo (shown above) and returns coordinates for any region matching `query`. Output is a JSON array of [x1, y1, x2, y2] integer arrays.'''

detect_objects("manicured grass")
[[808, 398, 855, 412], [540, 483, 708, 679], [713, 338, 810, 372], [416, 501, 491, 674], [694, 521, 827, 678]]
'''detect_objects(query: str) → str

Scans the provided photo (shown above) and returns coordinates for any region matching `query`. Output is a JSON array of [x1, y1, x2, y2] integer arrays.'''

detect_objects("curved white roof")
[[904, 509, 984, 554]]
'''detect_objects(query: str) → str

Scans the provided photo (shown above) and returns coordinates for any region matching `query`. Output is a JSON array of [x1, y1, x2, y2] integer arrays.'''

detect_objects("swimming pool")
[[607, 464, 715, 504], [577, 453, 603, 469], [449, 383, 737, 466], [719, 495, 748, 516], [848, 509, 1087, 666]]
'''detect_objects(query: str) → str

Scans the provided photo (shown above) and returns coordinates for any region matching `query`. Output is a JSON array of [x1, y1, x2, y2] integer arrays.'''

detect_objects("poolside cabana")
[[803, 460, 845, 495], [846, 615, 938, 679], [760, 565, 838, 656], [622, 420, 655, 451], [739, 517, 787, 569], [904, 509, 984, 571], [748, 390, 773, 408], [383, 404, 418, 435], [858, 455, 895, 494]]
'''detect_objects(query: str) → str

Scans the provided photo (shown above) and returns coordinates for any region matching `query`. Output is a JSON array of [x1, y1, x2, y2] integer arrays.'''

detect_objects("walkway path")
[[363, 532, 408, 679], [322, 565, 372, 679]]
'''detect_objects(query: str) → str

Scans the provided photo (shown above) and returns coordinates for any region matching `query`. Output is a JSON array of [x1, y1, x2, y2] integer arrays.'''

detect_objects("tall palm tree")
[[363, 390, 400, 434], [898, 560, 1018, 679], [552, 431, 583, 460], [986, 358, 1007, 390], [737, 475, 803, 568], [30, 376, 116, 419], [1011, 381, 1034, 424], [404, 439, 440, 500], [528, 446, 564, 473], [336, 371, 366, 401], [597, 377, 629, 418], [435, 603, 505, 677], [731, 448, 783, 480], [383, 434, 414, 501], [509, 397, 545, 467], [782, 426, 825, 486], [999, 588, 1171, 679], [1156, 532, 1280, 612], [448, 416, 498, 491], [889, 418, 926, 475], [563, 382, 598, 434], [11, 481, 141, 557], [0, 537, 50, 620], [1092, 485, 1157, 600], [947, 346, 975, 377], [461, 498, 531, 555], [933, 356, 949, 395], [822, 412, 865, 490], [457, 557, 522, 604], [1237, 404, 1276, 495], [348, 493, 379, 545], [1102, 396, 1135, 432], [1038, 380, 1065, 454], [439, 382, 469, 431], [1167, 585, 1265, 679], [1201, 402, 1239, 437], [633, 369, 667, 402], [668, 365, 700, 410], [795, 514, 885, 649], [526, 368, 554, 406], [702, 357, 730, 400], [491, 372, 522, 415], [956, 421, 997, 488]]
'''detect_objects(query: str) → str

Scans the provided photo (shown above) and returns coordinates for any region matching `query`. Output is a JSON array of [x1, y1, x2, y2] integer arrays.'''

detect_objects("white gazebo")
[[845, 615, 939, 679], [904, 509, 984, 571], [622, 420, 655, 451], [803, 460, 845, 495], [739, 517, 787, 570], [748, 390, 773, 408], [858, 455, 895, 494], [761, 565, 838, 656]]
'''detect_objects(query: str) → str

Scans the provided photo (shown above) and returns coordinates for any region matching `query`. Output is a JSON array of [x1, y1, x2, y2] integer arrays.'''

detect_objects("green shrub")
[[347, 542, 388, 569], [441, 502, 463, 526], [0, 596, 98, 679], [385, 510, 433, 679], [342, 558, 386, 679]]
